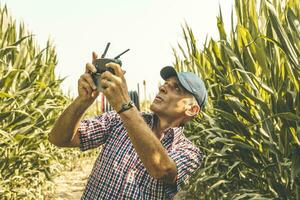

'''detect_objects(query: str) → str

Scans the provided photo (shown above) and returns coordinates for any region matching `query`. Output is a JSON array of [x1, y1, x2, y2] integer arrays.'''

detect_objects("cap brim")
[[160, 66, 178, 80], [160, 66, 207, 110]]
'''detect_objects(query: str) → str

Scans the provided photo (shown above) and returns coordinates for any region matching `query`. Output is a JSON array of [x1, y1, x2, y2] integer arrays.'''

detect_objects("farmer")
[[49, 52, 207, 199]]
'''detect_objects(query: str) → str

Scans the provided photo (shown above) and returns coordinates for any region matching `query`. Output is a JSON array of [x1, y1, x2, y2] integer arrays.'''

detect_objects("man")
[[49, 52, 207, 199]]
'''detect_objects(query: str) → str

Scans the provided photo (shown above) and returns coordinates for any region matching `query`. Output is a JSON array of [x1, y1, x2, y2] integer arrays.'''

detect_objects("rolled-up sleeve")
[[78, 111, 118, 151], [164, 143, 204, 198]]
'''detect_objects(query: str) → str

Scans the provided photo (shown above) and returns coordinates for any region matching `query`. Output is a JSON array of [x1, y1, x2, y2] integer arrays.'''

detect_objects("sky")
[[0, 0, 234, 101]]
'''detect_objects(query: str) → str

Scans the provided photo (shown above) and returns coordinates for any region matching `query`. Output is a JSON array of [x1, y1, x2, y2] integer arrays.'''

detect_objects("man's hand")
[[100, 62, 131, 112], [77, 52, 100, 105]]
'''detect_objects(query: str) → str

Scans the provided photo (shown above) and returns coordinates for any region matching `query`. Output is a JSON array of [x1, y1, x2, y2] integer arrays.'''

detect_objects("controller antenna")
[[114, 49, 130, 59], [101, 42, 111, 58]]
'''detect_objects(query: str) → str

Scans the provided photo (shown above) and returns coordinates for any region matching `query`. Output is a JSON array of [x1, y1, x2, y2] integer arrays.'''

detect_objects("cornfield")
[[1, 0, 300, 199], [0, 5, 85, 199], [174, 0, 300, 199]]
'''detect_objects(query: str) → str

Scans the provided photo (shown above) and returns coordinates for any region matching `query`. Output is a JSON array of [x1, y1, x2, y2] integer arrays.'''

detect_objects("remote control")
[[91, 43, 129, 91]]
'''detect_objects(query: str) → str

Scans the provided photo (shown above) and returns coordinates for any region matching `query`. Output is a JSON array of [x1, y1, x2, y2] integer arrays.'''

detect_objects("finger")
[[91, 90, 100, 98], [102, 87, 111, 97], [105, 62, 123, 77], [85, 63, 97, 74], [79, 80, 93, 95], [100, 78, 110, 89], [92, 52, 98, 62], [81, 73, 97, 90], [101, 71, 114, 80], [101, 72, 122, 86], [101, 77, 118, 89]]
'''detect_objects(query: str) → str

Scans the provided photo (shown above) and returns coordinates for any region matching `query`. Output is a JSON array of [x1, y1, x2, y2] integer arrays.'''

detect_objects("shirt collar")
[[142, 112, 184, 144]]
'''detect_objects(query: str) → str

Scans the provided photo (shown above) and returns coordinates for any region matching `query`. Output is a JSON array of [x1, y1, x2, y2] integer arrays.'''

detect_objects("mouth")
[[154, 95, 163, 102]]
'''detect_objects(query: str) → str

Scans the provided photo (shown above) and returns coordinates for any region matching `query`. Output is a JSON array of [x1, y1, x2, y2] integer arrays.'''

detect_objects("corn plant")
[[0, 5, 78, 199], [173, 0, 300, 199]]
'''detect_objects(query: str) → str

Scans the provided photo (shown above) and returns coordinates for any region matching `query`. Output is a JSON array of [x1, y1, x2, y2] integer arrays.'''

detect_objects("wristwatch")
[[117, 101, 135, 114]]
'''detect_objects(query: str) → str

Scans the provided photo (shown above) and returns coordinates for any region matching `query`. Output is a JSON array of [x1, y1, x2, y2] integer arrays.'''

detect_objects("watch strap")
[[117, 101, 134, 114]]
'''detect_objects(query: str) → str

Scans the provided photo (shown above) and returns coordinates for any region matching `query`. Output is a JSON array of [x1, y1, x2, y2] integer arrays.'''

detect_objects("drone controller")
[[92, 43, 130, 91]]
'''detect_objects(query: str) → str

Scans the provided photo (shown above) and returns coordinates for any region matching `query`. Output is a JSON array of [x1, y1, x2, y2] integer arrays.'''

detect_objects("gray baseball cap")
[[160, 66, 207, 110]]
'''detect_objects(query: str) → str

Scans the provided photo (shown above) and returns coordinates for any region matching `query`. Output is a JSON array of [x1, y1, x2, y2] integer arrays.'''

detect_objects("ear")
[[184, 104, 200, 117]]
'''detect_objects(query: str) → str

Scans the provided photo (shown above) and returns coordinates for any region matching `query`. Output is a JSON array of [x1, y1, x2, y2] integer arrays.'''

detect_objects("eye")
[[174, 85, 181, 92]]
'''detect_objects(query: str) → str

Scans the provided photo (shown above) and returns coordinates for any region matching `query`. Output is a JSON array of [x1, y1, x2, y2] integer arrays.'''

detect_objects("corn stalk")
[[174, 0, 300, 199], [0, 5, 76, 199]]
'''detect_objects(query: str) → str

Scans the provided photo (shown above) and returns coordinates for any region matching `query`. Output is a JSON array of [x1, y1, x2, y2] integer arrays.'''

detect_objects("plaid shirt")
[[79, 111, 203, 200]]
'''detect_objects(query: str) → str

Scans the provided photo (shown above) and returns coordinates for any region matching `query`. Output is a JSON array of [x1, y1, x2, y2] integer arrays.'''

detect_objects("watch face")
[[124, 104, 131, 109], [118, 101, 134, 114], [125, 101, 134, 109]]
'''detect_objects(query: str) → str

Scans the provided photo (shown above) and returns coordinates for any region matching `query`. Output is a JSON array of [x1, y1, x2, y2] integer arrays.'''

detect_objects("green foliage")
[[174, 0, 300, 199], [0, 5, 86, 199]]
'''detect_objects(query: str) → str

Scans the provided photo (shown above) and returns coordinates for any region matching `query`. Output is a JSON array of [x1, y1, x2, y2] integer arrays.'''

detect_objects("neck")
[[152, 114, 183, 139]]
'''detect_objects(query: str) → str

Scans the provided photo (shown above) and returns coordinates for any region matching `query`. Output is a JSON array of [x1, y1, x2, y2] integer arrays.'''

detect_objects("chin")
[[150, 103, 160, 113], [149, 103, 155, 112]]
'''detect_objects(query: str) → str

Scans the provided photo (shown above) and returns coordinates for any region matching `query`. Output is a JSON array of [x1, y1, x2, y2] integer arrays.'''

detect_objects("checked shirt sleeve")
[[164, 142, 204, 198], [78, 111, 119, 151]]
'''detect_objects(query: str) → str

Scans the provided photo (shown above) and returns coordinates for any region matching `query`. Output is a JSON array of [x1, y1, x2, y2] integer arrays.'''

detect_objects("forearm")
[[48, 97, 91, 146], [119, 108, 176, 179]]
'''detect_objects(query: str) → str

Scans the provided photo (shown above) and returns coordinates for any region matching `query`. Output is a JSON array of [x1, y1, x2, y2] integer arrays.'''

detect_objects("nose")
[[159, 84, 167, 94]]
